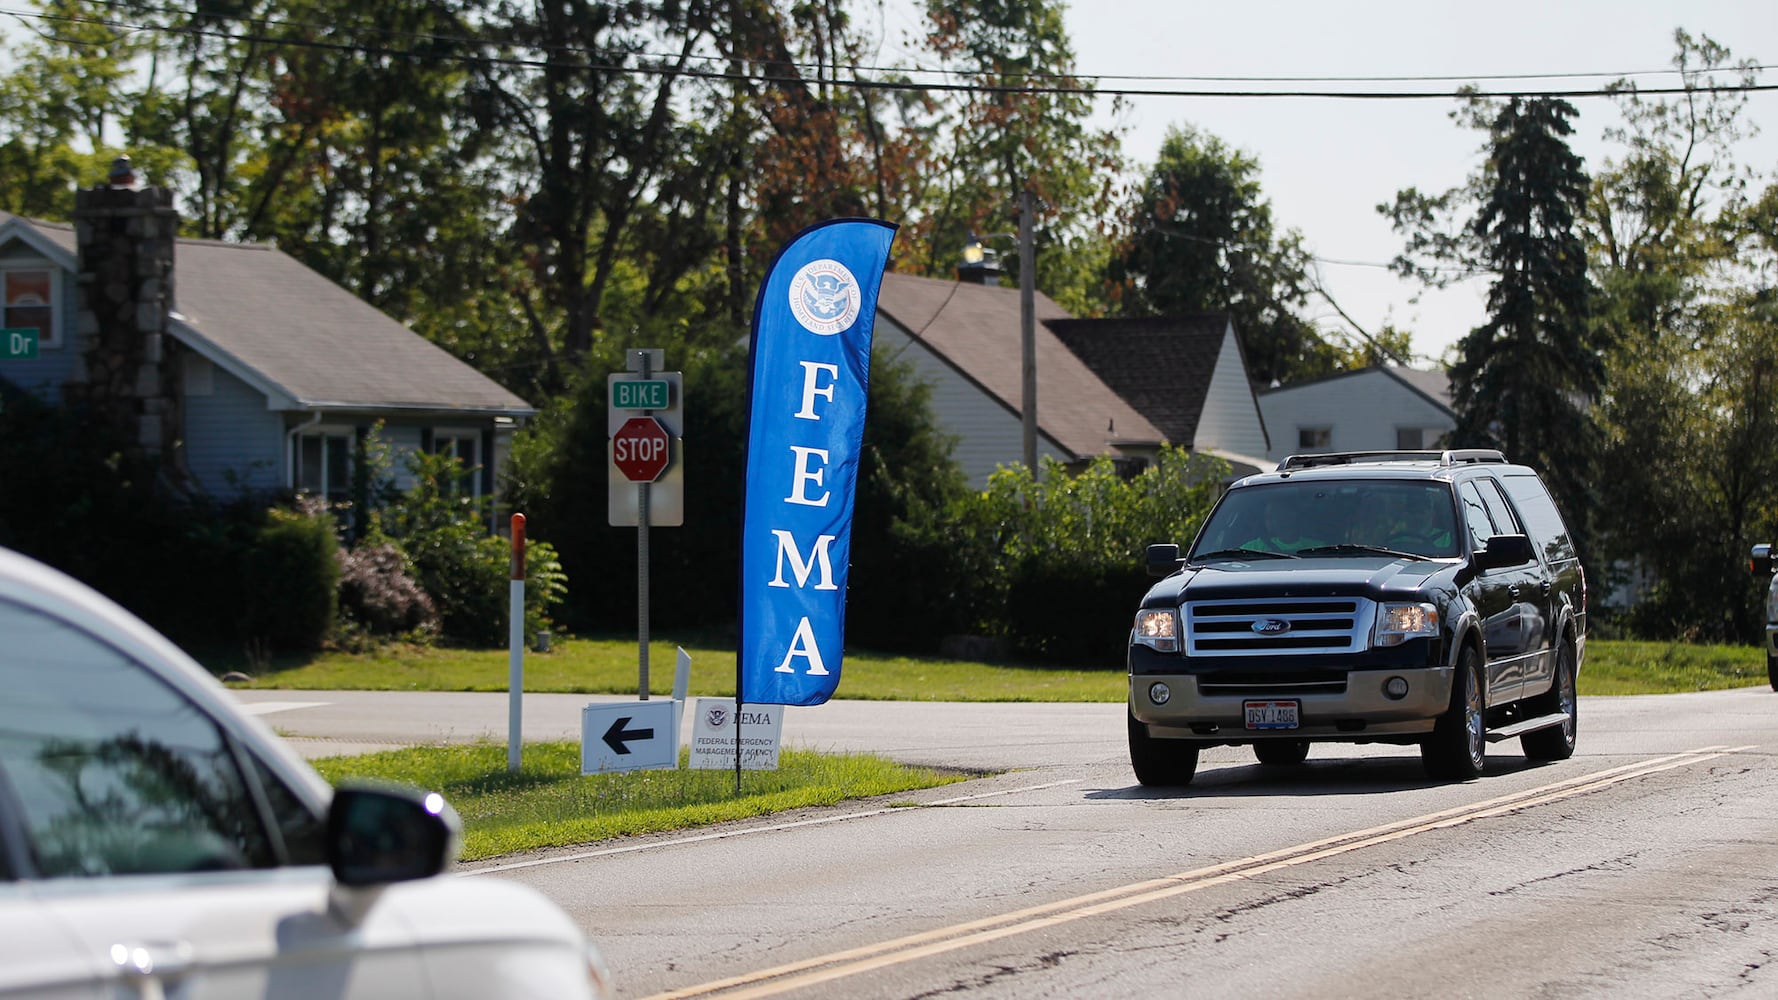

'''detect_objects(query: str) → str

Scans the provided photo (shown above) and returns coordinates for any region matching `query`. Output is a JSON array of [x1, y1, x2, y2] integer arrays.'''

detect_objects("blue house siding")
[[182, 364, 285, 497]]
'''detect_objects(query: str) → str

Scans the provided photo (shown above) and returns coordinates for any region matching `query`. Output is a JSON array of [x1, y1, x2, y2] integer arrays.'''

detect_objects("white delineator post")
[[508, 513, 526, 773]]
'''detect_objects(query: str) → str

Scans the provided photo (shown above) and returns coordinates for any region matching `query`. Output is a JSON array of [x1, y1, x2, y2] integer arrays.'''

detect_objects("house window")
[[1297, 427, 1331, 452], [432, 430, 480, 497], [2, 267, 58, 348], [1397, 427, 1442, 450], [295, 431, 353, 502]]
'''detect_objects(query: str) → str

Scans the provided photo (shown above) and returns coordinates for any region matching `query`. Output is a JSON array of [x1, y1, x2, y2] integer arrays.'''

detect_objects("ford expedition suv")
[[1127, 450, 1586, 785]]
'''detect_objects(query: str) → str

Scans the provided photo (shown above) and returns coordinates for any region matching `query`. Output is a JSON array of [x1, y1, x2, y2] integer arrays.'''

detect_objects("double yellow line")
[[643, 746, 1752, 1000]]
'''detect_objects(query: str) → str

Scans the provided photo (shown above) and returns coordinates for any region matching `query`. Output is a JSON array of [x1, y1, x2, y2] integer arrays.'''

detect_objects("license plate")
[[1244, 700, 1300, 730]]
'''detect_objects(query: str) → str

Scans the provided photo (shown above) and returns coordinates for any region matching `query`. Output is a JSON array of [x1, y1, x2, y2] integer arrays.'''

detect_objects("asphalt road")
[[234, 686, 1778, 999]]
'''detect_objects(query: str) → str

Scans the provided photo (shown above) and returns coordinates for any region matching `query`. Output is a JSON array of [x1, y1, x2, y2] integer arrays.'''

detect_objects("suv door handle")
[[1508, 584, 1522, 599], [1541, 579, 1552, 595]]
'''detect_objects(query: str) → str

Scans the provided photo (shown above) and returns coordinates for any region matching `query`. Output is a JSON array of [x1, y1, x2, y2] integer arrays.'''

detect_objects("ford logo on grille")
[[1251, 618, 1292, 635]]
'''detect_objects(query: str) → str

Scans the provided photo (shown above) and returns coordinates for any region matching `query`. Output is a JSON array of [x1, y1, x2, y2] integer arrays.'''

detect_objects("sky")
[[877, 0, 1778, 367]]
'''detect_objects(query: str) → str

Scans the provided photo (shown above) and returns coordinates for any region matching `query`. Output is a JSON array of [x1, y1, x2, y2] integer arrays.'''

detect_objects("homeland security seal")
[[787, 258, 861, 336]]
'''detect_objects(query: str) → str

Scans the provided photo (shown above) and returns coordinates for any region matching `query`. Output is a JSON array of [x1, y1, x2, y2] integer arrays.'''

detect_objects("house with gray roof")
[[872, 273, 1269, 486], [873, 271, 1164, 487], [1255, 365, 1455, 467], [1045, 314, 1271, 477], [0, 186, 533, 518]]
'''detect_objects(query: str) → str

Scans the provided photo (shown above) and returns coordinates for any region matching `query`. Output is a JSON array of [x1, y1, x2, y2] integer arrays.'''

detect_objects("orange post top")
[[510, 513, 526, 580]]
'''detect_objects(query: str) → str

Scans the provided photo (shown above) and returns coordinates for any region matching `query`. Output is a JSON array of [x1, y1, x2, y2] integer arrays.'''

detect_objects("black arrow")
[[602, 716, 655, 755]]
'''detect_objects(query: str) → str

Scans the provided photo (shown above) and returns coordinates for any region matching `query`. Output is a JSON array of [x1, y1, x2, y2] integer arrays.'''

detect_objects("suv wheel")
[[1768, 652, 1777, 693], [1128, 711, 1200, 786], [1522, 640, 1578, 761], [1422, 645, 1486, 780], [1253, 740, 1310, 766]]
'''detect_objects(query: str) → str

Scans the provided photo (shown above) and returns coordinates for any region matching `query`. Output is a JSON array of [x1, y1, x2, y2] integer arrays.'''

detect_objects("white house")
[[1256, 366, 1455, 467]]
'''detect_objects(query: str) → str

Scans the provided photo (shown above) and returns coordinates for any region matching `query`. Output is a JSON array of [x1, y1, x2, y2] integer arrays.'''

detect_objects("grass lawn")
[[246, 634, 1766, 862], [221, 635, 1768, 700], [313, 743, 965, 863]]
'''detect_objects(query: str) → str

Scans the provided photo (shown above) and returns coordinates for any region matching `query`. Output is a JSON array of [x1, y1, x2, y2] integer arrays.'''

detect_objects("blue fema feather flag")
[[739, 218, 898, 707]]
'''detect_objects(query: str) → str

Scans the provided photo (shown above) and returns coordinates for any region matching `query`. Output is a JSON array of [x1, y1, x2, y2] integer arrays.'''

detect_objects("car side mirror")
[[1474, 534, 1534, 570], [326, 784, 462, 888], [1146, 543, 1181, 577], [1752, 543, 1774, 577]]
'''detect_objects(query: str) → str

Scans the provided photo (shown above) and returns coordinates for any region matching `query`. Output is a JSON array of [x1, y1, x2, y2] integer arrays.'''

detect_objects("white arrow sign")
[[580, 701, 678, 774]]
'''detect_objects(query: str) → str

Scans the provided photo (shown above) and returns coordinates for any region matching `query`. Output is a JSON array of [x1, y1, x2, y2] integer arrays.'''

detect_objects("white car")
[[0, 545, 611, 999]]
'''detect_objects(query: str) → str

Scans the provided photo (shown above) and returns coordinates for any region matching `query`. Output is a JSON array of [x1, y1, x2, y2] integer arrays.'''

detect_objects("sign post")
[[608, 350, 685, 703], [507, 513, 525, 773]]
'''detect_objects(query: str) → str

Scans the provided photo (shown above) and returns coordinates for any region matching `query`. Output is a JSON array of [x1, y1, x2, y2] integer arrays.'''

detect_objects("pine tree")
[[1449, 98, 1601, 539]]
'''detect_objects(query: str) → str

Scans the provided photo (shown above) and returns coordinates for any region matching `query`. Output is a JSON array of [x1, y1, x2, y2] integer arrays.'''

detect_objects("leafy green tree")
[[1584, 32, 1777, 639], [914, 0, 1125, 314], [0, 0, 169, 216], [1600, 301, 1778, 640], [1108, 126, 1335, 386]]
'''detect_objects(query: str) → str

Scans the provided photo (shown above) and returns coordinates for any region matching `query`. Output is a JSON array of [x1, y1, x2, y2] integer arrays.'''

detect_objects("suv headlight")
[[1374, 602, 1439, 647], [1132, 608, 1181, 653]]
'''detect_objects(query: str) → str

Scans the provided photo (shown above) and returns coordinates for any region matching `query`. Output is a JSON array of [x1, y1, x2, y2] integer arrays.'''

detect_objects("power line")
[[2, 4, 1772, 101]]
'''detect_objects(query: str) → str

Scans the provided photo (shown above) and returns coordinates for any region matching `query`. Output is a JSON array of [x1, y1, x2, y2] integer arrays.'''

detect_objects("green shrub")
[[956, 448, 1227, 666], [240, 505, 339, 652], [373, 451, 566, 646]]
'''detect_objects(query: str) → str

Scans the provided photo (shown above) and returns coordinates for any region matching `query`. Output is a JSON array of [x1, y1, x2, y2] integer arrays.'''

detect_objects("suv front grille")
[[1196, 670, 1349, 696], [1184, 597, 1375, 656]]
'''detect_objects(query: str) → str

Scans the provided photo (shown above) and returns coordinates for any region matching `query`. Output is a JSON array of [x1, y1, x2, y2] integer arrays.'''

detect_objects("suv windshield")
[[1191, 480, 1460, 560]]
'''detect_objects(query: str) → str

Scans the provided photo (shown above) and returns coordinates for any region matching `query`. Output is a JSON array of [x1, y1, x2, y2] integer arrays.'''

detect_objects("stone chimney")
[[67, 162, 186, 479]]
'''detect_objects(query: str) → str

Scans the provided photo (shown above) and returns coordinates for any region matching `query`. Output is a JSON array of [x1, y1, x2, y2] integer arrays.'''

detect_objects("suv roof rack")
[[1277, 449, 1508, 471]]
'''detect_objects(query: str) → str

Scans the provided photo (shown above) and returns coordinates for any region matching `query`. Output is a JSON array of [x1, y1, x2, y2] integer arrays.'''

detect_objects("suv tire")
[[1522, 640, 1578, 761], [1768, 653, 1777, 693], [1253, 740, 1310, 766], [1422, 645, 1486, 780], [1128, 711, 1200, 786]]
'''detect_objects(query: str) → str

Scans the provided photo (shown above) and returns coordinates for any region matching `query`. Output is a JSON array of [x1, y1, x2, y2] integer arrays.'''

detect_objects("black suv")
[[1127, 450, 1586, 785]]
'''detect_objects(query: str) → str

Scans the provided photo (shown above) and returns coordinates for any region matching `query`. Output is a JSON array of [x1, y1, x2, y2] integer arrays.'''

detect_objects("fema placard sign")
[[687, 697, 783, 770]]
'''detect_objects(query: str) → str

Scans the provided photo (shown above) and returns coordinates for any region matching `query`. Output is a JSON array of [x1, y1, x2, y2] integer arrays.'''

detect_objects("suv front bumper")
[[1128, 664, 1455, 743]]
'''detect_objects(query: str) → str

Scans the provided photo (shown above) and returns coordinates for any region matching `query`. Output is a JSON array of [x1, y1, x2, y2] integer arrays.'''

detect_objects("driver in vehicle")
[[1242, 492, 1327, 554]]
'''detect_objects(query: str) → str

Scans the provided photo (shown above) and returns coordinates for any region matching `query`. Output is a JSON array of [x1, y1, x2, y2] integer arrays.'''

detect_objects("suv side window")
[[1476, 478, 1523, 537], [1457, 481, 1497, 550], [1500, 473, 1578, 564], [0, 599, 289, 877]]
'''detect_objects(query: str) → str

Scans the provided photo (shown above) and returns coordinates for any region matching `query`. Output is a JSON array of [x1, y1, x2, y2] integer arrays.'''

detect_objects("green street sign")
[[2, 328, 39, 360], [612, 378, 669, 410]]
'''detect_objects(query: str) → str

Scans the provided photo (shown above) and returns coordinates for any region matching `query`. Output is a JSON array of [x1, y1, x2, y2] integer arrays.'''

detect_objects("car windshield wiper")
[[1190, 547, 1298, 562], [1295, 544, 1430, 561]]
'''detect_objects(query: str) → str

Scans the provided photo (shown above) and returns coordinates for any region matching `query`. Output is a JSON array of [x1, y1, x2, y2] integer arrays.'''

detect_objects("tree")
[[0, 0, 167, 217], [1386, 97, 1602, 552], [914, 0, 1126, 315], [1585, 33, 1777, 639], [1108, 125, 1335, 386]]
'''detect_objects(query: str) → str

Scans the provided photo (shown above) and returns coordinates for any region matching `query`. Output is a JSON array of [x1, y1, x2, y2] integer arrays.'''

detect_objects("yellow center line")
[[641, 746, 1752, 1000]]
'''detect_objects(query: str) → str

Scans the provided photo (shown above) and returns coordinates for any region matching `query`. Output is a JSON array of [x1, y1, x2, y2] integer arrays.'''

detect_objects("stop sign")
[[612, 416, 671, 483]]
